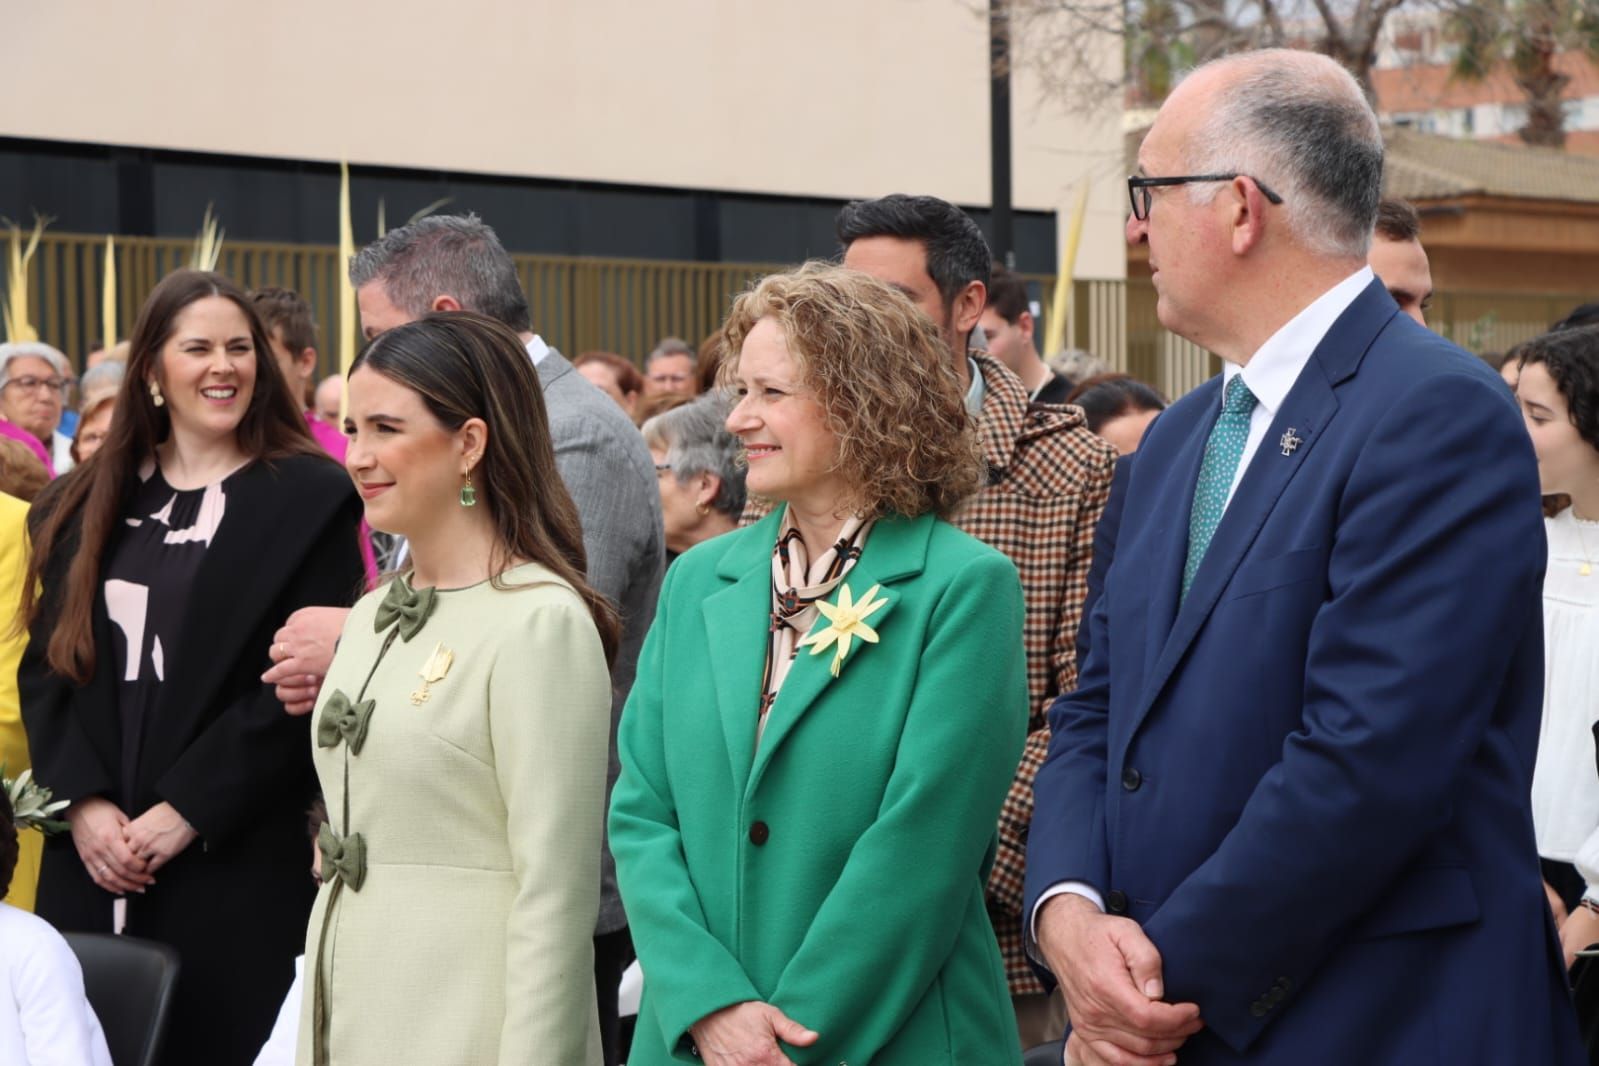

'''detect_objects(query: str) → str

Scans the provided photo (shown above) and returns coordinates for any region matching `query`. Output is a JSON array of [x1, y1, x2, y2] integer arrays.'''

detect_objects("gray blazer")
[[537, 348, 665, 934]]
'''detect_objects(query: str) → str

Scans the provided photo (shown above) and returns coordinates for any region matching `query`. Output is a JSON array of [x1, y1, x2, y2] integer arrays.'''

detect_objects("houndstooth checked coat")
[[959, 353, 1117, 996]]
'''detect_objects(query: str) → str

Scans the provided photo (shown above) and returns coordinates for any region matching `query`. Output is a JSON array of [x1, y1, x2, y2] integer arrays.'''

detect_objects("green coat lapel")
[[746, 512, 934, 798], [703, 509, 785, 796]]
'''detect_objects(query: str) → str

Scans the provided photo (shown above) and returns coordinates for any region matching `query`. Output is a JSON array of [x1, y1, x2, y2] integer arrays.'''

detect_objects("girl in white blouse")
[[1514, 323, 1599, 965], [0, 791, 112, 1066]]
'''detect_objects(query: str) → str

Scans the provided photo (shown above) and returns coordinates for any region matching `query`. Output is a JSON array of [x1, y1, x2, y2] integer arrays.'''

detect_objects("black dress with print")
[[102, 466, 232, 811]]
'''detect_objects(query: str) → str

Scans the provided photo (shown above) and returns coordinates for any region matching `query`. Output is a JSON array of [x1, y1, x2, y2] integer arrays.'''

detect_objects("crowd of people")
[[2, 44, 1599, 1066]]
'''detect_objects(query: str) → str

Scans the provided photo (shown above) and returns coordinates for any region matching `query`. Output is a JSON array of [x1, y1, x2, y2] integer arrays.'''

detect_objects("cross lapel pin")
[[1279, 428, 1303, 457]]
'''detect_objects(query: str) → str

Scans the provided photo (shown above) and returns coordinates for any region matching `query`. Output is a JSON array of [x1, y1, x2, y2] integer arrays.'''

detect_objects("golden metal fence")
[[6, 233, 779, 380], [5, 233, 1587, 403]]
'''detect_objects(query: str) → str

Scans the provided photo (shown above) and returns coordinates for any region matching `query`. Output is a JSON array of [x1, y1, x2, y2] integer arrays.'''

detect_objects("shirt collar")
[[1223, 266, 1373, 416], [964, 357, 986, 417], [524, 334, 551, 365]]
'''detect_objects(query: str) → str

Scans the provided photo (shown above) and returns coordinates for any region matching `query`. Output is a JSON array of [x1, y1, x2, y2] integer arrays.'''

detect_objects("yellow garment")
[[0, 492, 39, 911]]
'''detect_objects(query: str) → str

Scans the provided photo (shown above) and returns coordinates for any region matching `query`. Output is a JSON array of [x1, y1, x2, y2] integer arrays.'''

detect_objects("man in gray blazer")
[[265, 214, 664, 1066]]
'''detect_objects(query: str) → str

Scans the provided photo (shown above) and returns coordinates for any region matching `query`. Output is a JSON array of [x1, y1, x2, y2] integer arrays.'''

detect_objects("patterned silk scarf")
[[758, 510, 873, 744]]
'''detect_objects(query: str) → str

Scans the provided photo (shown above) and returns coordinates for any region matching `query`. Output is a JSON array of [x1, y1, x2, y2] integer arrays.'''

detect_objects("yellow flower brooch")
[[798, 582, 889, 677]]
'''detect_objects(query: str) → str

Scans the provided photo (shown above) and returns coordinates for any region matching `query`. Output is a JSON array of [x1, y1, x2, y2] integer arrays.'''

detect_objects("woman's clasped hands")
[[67, 796, 199, 894], [690, 1001, 819, 1066]]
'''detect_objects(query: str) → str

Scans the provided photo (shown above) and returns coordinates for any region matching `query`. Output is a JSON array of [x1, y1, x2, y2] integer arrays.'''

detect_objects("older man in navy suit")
[[1024, 49, 1584, 1066]]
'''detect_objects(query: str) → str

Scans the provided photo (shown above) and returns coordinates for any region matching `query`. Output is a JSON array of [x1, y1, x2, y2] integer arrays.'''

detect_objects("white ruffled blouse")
[[1531, 509, 1599, 899]]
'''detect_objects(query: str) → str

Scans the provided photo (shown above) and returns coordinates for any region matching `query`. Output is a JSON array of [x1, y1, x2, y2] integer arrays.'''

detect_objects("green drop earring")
[[460, 472, 477, 508]]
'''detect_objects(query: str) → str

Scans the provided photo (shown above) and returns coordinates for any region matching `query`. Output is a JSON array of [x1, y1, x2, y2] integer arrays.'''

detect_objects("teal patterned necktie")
[[1183, 375, 1258, 599]]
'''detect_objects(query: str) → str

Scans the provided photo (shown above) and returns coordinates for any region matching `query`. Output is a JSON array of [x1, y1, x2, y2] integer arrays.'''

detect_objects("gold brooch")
[[410, 642, 455, 705]]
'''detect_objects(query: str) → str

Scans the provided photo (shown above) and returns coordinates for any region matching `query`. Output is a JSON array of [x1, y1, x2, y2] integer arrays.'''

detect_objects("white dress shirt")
[[0, 903, 113, 1066], [525, 334, 551, 365], [1030, 267, 1376, 939], [965, 358, 986, 417], [51, 431, 74, 474]]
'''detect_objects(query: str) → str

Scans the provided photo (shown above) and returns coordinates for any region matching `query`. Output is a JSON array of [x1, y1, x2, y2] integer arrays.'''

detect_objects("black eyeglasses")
[[2, 375, 67, 396], [1127, 173, 1284, 221]]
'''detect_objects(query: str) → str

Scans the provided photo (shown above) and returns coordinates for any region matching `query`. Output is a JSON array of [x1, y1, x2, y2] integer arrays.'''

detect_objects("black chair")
[[1023, 1039, 1065, 1066], [63, 932, 180, 1066]]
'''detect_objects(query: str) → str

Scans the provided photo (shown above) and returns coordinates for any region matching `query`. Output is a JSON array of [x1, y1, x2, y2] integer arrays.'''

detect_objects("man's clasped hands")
[[1037, 894, 1204, 1066]]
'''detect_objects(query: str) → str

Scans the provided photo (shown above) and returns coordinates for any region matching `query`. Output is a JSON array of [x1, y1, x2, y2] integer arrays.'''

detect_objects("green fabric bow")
[[317, 824, 367, 892], [374, 577, 437, 641], [316, 690, 375, 755]]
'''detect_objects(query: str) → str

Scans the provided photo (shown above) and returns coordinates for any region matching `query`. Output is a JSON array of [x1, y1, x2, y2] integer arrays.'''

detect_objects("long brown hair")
[[22, 270, 327, 682], [352, 312, 621, 664]]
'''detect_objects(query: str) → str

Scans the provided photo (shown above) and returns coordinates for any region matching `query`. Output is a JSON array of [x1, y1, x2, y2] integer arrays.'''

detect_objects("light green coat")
[[297, 564, 610, 1066], [611, 510, 1028, 1065]]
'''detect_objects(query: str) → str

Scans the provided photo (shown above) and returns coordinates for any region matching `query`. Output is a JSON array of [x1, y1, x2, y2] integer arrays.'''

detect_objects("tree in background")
[[1006, 0, 1412, 110], [1440, 0, 1599, 148]]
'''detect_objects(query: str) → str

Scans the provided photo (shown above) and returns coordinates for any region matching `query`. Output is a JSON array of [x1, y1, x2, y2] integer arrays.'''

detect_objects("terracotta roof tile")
[[1373, 54, 1599, 114], [1383, 127, 1599, 202]]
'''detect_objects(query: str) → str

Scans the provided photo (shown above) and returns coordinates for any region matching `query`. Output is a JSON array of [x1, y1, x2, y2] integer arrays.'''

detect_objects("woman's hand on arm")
[[67, 797, 154, 894], [122, 801, 199, 873], [689, 1002, 818, 1066]]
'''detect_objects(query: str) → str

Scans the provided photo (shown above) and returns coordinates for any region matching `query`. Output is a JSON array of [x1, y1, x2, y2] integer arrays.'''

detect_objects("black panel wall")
[[0, 137, 1058, 271]]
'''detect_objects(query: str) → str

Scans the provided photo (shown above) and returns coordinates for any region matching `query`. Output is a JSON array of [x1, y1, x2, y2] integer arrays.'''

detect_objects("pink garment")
[[305, 414, 347, 463], [305, 412, 379, 589], [0, 420, 54, 477]]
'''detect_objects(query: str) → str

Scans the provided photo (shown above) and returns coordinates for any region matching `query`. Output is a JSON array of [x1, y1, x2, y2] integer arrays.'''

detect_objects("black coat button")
[[1250, 1001, 1267, 1018], [1121, 767, 1142, 791], [1106, 889, 1128, 914], [748, 821, 769, 846]]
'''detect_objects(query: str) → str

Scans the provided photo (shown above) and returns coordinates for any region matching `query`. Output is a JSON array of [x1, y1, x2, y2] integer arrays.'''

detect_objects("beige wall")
[[9, 0, 1125, 278]]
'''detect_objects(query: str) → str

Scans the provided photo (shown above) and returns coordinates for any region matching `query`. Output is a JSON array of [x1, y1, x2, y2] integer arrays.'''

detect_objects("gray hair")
[[1182, 49, 1383, 259], [0, 342, 70, 387], [646, 337, 697, 369], [348, 213, 531, 332], [641, 394, 746, 518], [1047, 348, 1109, 385], [79, 359, 125, 395]]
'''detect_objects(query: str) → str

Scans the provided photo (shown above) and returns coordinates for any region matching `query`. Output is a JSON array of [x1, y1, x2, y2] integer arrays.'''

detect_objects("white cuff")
[[1029, 881, 1106, 943]]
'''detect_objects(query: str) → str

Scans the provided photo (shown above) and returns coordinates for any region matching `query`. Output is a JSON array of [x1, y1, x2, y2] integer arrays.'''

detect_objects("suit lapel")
[[744, 513, 931, 799], [1128, 282, 1397, 739], [535, 347, 574, 392]]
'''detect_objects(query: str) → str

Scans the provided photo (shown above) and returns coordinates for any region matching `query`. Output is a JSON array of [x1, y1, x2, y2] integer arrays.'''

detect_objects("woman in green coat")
[[611, 263, 1030, 1065]]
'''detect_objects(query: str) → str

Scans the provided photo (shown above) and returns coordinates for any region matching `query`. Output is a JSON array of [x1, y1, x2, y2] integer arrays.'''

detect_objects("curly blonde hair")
[[719, 261, 982, 519]]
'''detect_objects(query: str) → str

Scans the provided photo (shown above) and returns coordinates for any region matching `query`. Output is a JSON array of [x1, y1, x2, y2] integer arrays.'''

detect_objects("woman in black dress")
[[20, 269, 364, 1066]]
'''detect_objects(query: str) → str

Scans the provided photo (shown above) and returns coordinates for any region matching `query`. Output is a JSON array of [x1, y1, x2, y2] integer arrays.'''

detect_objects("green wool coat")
[[610, 509, 1029, 1065]]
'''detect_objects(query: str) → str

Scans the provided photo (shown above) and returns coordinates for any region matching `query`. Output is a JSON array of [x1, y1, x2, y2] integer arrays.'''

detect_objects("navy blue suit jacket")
[[1025, 281, 1583, 1063]]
